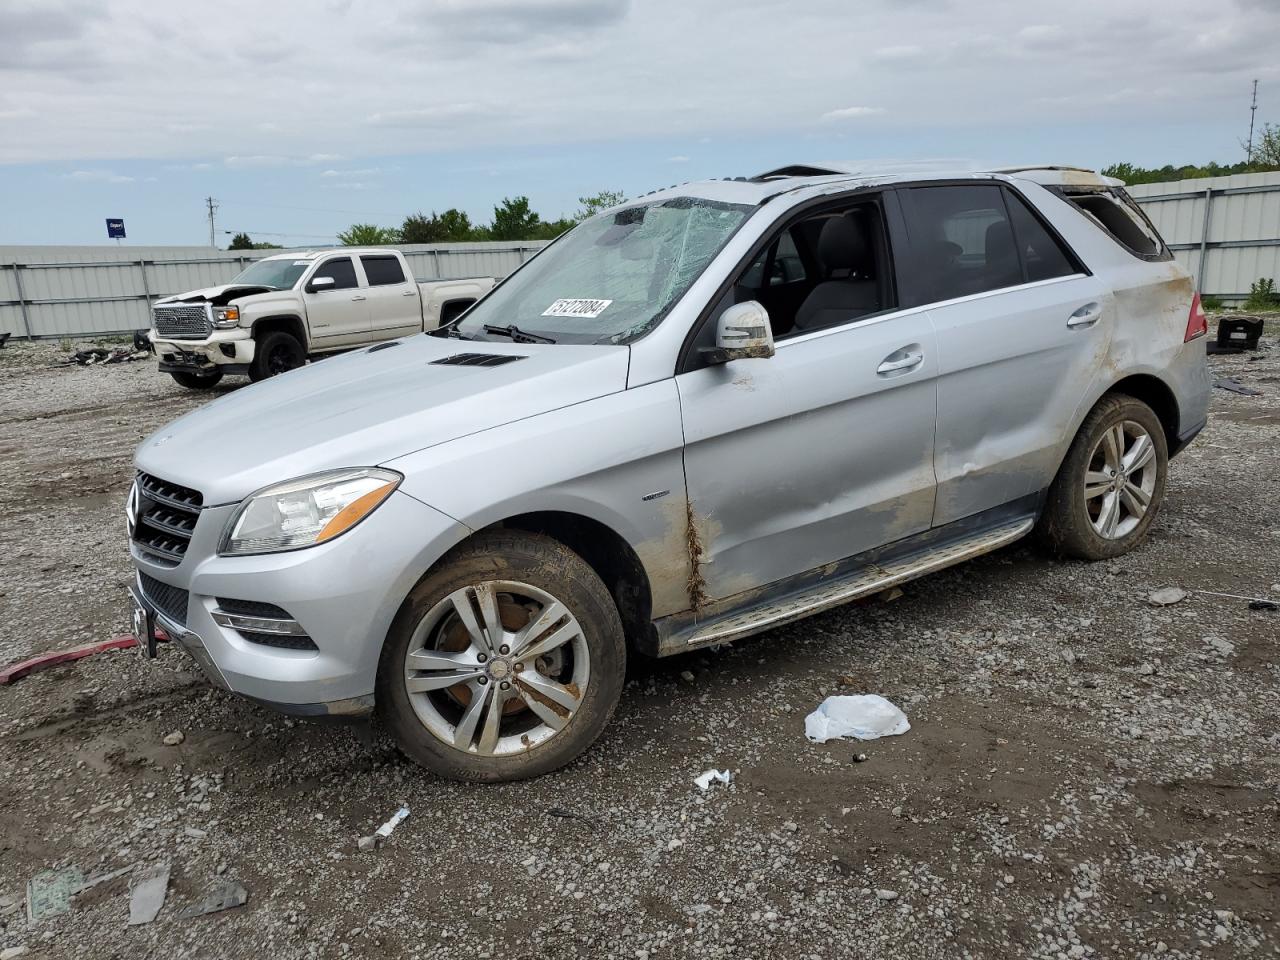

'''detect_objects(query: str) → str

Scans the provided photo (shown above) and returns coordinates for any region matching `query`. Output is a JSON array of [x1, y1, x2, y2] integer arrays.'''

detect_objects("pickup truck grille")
[[132, 472, 203, 566], [153, 304, 212, 340]]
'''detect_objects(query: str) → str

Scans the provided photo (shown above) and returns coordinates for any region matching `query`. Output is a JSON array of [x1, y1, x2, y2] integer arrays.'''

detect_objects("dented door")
[[676, 311, 939, 602]]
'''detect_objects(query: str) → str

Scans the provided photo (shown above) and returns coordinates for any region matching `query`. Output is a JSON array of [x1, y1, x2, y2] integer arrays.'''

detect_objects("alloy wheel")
[[1083, 420, 1158, 539], [402, 580, 590, 757]]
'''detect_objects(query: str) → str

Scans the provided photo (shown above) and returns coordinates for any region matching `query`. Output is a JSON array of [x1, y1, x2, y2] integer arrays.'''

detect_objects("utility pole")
[[1246, 80, 1259, 162], [205, 196, 219, 248]]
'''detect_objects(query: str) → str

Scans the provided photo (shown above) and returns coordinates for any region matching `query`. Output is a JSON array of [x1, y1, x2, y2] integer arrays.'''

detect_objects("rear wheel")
[[1037, 394, 1168, 560], [249, 330, 305, 382], [170, 370, 223, 390], [377, 531, 626, 782]]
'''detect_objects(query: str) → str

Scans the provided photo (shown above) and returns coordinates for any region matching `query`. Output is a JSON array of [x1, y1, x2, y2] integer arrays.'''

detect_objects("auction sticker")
[[543, 298, 613, 319]]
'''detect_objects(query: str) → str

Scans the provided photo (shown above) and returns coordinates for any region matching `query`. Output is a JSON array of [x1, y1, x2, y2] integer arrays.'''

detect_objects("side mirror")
[[307, 276, 335, 293], [701, 300, 775, 364]]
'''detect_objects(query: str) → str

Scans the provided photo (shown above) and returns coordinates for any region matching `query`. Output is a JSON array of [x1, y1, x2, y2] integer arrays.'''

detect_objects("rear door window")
[[901, 185, 1024, 303], [312, 257, 358, 290], [1004, 189, 1081, 282], [360, 255, 407, 286]]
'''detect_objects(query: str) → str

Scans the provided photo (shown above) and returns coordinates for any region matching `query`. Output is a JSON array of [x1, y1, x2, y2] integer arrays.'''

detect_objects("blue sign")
[[106, 218, 126, 239]]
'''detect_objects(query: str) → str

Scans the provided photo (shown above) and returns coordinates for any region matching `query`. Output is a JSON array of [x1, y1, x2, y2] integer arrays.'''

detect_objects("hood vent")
[[367, 341, 401, 353], [430, 353, 525, 367]]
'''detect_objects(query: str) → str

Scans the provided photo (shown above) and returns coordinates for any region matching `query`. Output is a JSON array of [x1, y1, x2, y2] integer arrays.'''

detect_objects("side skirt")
[[647, 496, 1039, 656]]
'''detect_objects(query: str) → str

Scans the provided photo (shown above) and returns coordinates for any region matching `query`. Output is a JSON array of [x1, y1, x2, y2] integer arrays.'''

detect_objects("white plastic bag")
[[804, 694, 910, 743]]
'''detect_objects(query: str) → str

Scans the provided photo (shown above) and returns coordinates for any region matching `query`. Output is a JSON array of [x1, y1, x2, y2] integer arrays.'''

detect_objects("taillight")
[[1184, 292, 1208, 342]]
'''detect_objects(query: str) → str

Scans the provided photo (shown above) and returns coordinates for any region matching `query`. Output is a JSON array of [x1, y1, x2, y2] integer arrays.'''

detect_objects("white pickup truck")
[[149, 247, 495, 388]]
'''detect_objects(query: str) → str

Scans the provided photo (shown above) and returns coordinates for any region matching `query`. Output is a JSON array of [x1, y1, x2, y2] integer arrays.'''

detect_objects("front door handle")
[[351, 295, 367, 302], [1067, 302, 1102, 328], [402, 290, 417, 297], [877, 348, 924, 375]]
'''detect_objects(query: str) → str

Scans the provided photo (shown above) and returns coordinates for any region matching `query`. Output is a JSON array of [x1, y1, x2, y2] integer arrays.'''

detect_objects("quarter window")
[[312, 257, 358, 291], [360, 255, 407, 286]]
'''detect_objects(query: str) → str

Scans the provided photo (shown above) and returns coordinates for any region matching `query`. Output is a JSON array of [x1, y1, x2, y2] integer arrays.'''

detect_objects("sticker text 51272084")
[[542, 298, 613, 319]]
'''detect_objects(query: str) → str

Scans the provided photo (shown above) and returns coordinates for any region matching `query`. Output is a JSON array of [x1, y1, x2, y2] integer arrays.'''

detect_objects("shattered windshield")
[[456, 197, 754, 344], [230, 258, 311, 290]]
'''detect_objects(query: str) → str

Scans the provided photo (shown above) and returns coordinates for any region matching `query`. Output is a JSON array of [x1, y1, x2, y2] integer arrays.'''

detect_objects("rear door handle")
[[877, 348, 924, 375], [1067, 302, 1102, 328], [351, 295, 367, 302]]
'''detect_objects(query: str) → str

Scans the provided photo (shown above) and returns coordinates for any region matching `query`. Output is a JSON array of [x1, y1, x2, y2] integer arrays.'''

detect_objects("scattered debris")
[[546, 808, 599, 831], [877, 586, 904, 603], [804, 694, 911, 743], [1216, 315, 1265, 351], [77, 864, 135, 893], [0, 331, 10, 349], [1196, 588, 1280, 609], [358, 805, 410, 850], [133, 328, 153, 353], [1212, 377, 1262, 396], [0, 635, 140, 686], [128, 863, 170, 926], [1147, 587, 1188, 606], [163, 731, 185, 746], [853, 752, 869, 763], [26, 867, 83, 923], [176, 881, 248, 919], [59, 347, 149, 366], [694, 769, 732, 792]]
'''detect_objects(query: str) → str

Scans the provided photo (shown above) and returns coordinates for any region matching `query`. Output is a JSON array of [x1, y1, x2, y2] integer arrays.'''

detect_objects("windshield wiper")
[[483, 324, 556, 344]]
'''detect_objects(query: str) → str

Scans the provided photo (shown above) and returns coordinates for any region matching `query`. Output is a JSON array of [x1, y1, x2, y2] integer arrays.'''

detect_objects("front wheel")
[[249, 331, 305, 382], [1037, 394, 1168, 560], [170, 369, 223, 390], [377, 530, 626, 782]]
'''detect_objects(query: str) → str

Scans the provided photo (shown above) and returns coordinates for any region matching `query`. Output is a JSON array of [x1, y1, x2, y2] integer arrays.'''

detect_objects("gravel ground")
[[0, 331, 1278, 960]]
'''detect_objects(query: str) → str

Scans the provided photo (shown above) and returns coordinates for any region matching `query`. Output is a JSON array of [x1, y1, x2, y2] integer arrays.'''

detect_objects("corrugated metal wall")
[[1129, 171, 1280, 304], [0, 242, 546, 339]]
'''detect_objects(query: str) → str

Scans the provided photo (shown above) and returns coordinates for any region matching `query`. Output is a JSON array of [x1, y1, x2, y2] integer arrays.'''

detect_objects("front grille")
[[140, 571, 190, 626], [430, 353, 525, 367], [133, 472, 203, 565], [153, 304, 212, 340]]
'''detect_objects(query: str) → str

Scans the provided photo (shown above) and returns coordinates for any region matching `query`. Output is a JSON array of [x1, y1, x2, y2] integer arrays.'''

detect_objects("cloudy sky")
[[1, 0, 1276, 246]]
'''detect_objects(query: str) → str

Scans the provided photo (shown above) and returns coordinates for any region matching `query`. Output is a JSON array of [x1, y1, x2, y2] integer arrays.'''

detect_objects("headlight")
[[212, 306, 240, 328], [220, 468, 402, 556]]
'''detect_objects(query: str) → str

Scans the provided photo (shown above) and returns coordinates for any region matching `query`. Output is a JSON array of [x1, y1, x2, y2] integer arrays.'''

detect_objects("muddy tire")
[[377, 530, 626, 782], [1037, 394, 1168, 561], [170, 370, 223, 390], [249, 331, 305, 382]]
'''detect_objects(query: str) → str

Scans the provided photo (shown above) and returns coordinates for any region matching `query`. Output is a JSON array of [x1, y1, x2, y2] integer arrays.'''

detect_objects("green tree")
[[1250, 123, 1280, 166], [227, 232, 255, 250], [534, 217, 577, 240], [400, 209, 479, 243], [337, 223, 400, 245], [1101, 156, 1280, 185], [488, 196, 542, 241], [576, 190, 626, 220]]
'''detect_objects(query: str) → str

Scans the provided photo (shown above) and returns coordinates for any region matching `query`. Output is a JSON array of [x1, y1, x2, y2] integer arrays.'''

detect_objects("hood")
[[135, 336, 631, 505], [156, 283, 276, 306]]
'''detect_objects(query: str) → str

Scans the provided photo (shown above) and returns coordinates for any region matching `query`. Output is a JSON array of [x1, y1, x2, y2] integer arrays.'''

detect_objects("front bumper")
[[129, 489, 468, 714], [153, 330, 255, 375]]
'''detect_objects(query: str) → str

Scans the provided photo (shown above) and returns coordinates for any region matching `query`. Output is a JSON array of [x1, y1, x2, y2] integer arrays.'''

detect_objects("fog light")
[[220, 343, 236, 358]]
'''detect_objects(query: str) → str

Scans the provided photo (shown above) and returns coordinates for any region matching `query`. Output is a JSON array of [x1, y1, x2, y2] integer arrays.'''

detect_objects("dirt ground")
[[0, 328, 1277, 960]]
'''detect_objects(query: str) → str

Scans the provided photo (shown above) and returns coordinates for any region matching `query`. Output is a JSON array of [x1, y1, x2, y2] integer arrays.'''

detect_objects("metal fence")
[[0, 241, 547, 340], [1129, 171, 1280, 305]]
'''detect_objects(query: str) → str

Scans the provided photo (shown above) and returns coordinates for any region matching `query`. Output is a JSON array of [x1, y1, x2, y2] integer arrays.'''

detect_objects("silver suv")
[[127, 164, 1210, 781]]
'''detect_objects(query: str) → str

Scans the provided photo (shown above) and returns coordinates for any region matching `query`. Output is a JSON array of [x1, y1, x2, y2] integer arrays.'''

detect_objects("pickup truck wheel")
[[249, 331, 305, 382], [378, 530, 626, 782], [170, 370, 223, 390], [1037, 394, 1168, 561]]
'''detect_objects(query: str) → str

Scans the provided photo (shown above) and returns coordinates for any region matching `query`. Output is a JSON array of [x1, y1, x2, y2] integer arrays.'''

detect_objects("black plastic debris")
[[133, 329, 154, 353], [1216, 315, 1265, 352], [1213, 377, 1263, 396], [0, 332, 11, 348], [59, 347, 148, 366], [176, 881, 248, 919]]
